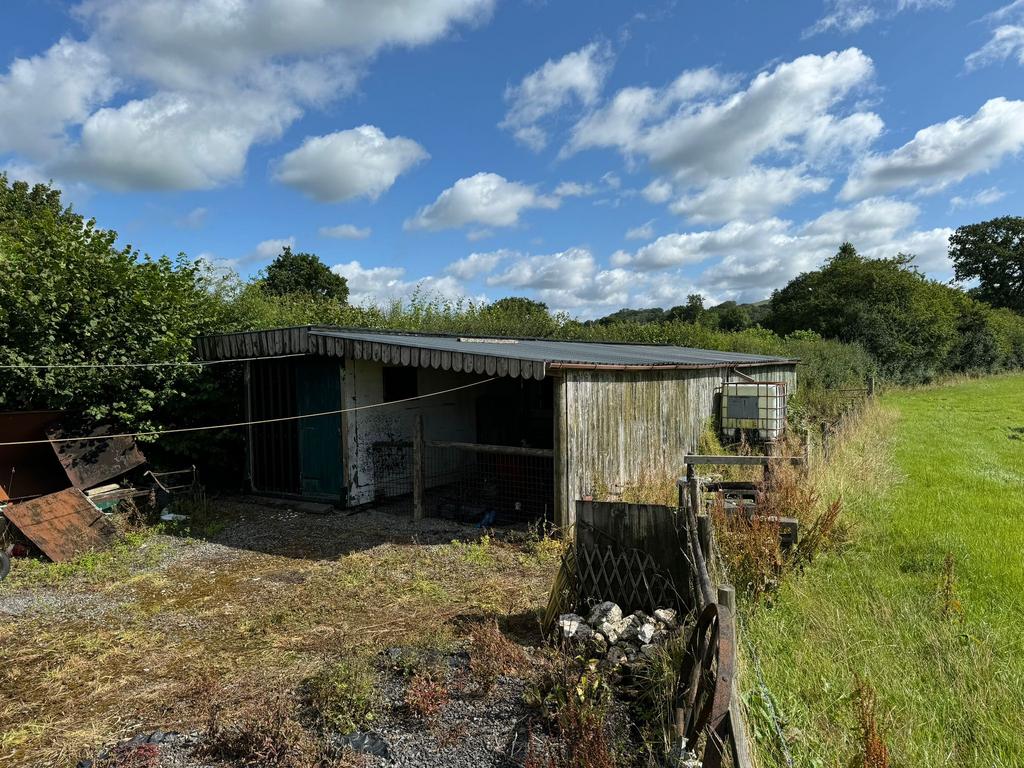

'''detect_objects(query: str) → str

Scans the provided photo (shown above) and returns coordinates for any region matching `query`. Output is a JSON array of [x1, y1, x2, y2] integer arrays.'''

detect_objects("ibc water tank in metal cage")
[[719, 380, 787, 443]]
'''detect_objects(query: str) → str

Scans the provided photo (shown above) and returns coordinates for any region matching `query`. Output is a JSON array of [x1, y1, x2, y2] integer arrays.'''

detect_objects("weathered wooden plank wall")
[[559, 364, 796, 527]]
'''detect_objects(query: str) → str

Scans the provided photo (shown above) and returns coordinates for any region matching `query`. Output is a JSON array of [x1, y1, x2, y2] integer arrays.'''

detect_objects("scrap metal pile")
[[0, 410, 162, 578]]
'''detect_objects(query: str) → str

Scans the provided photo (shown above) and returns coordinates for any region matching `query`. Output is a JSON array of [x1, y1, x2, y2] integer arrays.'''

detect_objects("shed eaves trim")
[[197, 326, 798, 381]]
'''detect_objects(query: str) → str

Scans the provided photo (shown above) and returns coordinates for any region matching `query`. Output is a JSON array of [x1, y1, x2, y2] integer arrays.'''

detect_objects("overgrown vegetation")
[[524, 654, 619, 768], [12, 177, 1023, 487], [743, 375, 1024, 766]]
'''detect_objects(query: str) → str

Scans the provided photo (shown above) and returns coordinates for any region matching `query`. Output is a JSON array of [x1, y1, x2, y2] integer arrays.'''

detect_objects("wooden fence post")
[[867, 374, 876, 398], [698, 514, 712, 563], [413, 413, 425, 521]]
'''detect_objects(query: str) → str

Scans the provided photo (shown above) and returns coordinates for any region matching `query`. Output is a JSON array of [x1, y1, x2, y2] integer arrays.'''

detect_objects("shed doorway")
[[247, 358, 344, 501]]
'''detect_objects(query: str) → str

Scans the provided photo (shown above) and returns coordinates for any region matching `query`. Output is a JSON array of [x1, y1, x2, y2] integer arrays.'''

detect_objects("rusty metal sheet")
[[3, 488, 116, 561], [48, 426, 146, 490]]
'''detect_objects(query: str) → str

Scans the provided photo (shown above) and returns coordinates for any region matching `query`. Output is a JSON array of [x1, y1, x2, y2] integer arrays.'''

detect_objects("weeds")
[[629, 633, 691, 756], [524, 654, 617, 768], [96, 743, 160, 768], [202, 695, 325, 768], [939, 551, 963, 621], [853, 676, 890, 768], [790, 496, 844, 570], [405, 672, 448, 723], [449, 535, 495, 567], [3, 529, 168, 588], [711, 494, 783, 601], [468, 618, 526, 692], [305, 656, 380, 734]]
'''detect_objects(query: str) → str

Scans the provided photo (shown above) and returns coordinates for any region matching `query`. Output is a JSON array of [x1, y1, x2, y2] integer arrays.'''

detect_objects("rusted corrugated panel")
[[48, 426, 146, 490], [3, 488, 116, 561]]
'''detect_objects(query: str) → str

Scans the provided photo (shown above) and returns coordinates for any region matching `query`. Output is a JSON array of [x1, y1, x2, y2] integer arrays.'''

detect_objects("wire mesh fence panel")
[[371, 441, 413, 498], [422, 443, 554, 526]]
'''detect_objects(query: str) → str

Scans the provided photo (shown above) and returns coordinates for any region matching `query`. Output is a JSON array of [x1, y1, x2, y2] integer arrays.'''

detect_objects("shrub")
[[524, 655, 617, 768], [853, 676, 891, 768]]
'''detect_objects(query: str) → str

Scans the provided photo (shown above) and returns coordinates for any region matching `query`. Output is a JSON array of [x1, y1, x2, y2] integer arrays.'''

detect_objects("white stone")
[[653, 608, 678, 629], [558, 613, 592, 642], [637, 620, 658, 645], [587, 601, 622, 627]]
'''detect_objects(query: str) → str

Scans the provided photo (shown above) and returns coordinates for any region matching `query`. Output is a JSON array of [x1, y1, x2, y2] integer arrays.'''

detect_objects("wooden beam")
[[426, 440, 554, 458], [683, 454, 804, 467], [412, 413, 425, 522]]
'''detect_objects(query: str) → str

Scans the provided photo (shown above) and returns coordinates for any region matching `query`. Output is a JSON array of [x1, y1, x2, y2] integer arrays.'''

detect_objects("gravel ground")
[[364, 649, 533, 768], [78, 649, 542, 768]]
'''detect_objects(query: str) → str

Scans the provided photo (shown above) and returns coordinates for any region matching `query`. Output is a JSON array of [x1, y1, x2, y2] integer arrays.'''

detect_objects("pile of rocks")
[[557, 602, 678, 666]]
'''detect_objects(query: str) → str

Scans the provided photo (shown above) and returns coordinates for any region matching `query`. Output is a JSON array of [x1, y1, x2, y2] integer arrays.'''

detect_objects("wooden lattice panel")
[[576, 543, 678, 614]]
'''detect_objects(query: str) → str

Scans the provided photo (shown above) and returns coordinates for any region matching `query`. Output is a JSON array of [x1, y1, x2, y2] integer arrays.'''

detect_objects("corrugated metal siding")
[[558, 364, 797, 526]]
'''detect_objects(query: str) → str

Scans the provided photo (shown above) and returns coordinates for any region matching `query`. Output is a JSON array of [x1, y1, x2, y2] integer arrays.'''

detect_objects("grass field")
[[744, 374, 1024, 767]]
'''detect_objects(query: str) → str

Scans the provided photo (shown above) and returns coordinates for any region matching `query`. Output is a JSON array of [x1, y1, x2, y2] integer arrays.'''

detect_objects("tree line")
[[2, 175, 1022, 447]]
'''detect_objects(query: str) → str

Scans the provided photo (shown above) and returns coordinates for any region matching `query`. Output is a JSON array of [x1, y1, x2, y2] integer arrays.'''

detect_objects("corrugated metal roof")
[[197, 326, 797, 381], [311, 328, 794, 367]]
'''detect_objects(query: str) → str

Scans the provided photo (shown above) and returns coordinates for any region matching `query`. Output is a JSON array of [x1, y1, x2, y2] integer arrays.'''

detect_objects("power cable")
[[0, 377, 496, 447]]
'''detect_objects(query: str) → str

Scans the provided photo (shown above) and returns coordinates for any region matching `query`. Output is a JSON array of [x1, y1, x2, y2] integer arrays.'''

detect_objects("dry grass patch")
[[0, 508, 560, 767]]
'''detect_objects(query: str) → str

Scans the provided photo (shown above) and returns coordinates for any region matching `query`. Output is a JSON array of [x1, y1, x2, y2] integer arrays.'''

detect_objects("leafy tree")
[[767, 243, 962, 381], [949, 216, 1024, 314], [263, 246, 349, 302], [0, 175, 221, 429], [713, 302, 752, 332], [667, 294, 705, 324], [480, 296, 557, 336], [594, 307, 666, 325]]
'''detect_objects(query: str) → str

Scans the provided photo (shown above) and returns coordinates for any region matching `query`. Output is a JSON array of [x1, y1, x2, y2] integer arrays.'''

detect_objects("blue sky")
[[1, 1, 1022, 317]]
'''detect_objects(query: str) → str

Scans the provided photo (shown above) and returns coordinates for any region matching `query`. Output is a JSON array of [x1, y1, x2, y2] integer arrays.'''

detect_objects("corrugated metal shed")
[[197, 326, 797, 380]]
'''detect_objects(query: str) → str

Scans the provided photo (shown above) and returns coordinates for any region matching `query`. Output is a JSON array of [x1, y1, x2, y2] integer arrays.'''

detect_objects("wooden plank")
[[553, 376, 568, 528], [684, 454, 804, 466], [427, 440, 554, 458], [4, 488, 116, 562], [244, 361, 255, 491], [412, 414, 425, 521]]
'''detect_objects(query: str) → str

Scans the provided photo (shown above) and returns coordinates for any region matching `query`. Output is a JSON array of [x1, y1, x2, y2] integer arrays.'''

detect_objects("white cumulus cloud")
[[274, 126, 428, 203], [501, 42, 613, 151], [319, 224, 372, 239], [670, 167, 831, 224], [444, 250, 512, 280], [405, 172, 560, 231], [332, 260, 468, 306], [626, 221, 656, 240], [841, 98, 1024, 199], [949, 187, 1007, 210], [805, 0, 951, 37], [0, 0, 489, 190], [254, 236, 295, 260]]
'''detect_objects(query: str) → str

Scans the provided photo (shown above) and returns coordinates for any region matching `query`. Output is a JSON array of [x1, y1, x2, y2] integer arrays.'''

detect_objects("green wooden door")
[[296, 360, 343, 500]]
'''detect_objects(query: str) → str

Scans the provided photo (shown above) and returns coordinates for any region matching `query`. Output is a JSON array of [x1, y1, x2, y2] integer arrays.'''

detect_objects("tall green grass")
[[743, 374, 1024, 767]]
